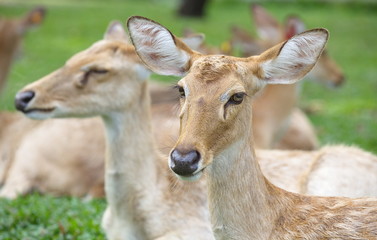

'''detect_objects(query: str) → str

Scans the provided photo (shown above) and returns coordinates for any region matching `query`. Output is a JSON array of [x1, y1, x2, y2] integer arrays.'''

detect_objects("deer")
[[13, 21, 214, 240], [229, 4, 345, 150], [0, 7, 46, 94], [128, 16, 377, 239], [4, 21, 375, 203], [0, 113, 106, 199]]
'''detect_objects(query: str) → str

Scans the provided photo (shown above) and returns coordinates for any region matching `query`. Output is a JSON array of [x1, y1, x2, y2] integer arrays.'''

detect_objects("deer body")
[[209, 133, 377, 239], [2, 109, 376, 199], [128, 17, 377, 239], [14, 21, 213, 240], [0, 114, 105, 199]]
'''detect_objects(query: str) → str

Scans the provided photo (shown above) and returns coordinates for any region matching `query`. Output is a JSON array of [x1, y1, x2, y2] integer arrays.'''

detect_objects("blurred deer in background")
[[129, 16, 377, 239], [0, 7, 46, 93], [229, 4, 345, 150]]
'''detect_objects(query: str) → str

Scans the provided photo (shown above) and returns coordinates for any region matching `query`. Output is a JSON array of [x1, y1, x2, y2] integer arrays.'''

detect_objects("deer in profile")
[[14, 21, 214, 240], [229, 4, 345, 150], [128, 16, 377, 239], [0, 7, 46, 93]]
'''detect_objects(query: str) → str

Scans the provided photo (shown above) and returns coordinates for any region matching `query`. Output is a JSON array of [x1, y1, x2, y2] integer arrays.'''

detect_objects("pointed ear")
[[104, 21, 129, 43], [22, 7, 46, 30], [180, 33, 205, 52], [127, 16, 195, 76], [256, 29, 329, 84], [284, 15, 306, 40], [250, 4, 282, 42]]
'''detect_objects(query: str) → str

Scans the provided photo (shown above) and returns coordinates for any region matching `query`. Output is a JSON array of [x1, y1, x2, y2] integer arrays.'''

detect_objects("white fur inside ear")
[[261, 30, 328, 84], [128, 18, 190, 76]]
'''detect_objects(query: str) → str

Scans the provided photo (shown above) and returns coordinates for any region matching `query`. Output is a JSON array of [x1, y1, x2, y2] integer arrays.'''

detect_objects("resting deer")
[[0, 113, 106, 199], [0, 7, 46, 93], [14, 21, 214, 239], [128, 16, 377, 239], [5, 21, 375, 202], [229, 4, 345, 150]]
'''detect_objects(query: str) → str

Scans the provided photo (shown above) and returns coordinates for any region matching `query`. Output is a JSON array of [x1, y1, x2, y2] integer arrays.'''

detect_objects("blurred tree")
[[177, 0, 209, 17]]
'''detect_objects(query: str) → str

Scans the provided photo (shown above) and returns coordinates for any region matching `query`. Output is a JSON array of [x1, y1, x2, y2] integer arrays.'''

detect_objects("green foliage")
[[0, 0, 376, 238], [0, 193, 106, 239]]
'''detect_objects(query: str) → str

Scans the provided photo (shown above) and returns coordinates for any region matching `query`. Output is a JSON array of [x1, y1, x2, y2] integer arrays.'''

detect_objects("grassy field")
[[0, 0, 376, 238]]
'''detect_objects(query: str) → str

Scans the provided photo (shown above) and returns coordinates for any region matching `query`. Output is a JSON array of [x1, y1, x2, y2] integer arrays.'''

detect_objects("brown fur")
[[128, 17, 377, 239], [14, 21, 214, 240]]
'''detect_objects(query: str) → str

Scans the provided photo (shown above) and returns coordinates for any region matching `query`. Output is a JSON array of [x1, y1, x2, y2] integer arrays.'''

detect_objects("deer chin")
[[175, 169, 204, 182], [24, 107, 56, 120]]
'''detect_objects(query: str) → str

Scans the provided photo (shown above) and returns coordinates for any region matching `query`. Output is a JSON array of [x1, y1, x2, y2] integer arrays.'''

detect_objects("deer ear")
[[180, 33, 205, 52], [250, 4, 281, 42], [256, 28, 329, 84], [21, 7, 46, 32], [104, 21, 129, 43], [127, 16, 194, 76], [284, 15, 306, 40]]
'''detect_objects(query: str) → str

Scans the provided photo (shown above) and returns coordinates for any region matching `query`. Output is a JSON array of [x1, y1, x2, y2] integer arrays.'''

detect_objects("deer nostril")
[[170, 149, 201, 176], [14, 91, 35, 112]]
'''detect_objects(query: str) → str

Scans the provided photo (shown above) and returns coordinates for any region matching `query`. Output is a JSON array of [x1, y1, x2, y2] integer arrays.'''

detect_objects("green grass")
[[0, 193, 106, 239], [0, 0, 376, 238]]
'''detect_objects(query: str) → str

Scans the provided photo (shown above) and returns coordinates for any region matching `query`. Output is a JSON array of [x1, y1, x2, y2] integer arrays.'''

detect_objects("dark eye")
[[80, 68, 109, 86], [90, 69, 109, 74], [227, 92, 245, 105], [177, 86, 185, 98]]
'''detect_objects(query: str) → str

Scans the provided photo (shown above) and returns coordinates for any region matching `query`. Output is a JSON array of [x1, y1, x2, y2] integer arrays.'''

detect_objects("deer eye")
[[79, 68, 109, 86], [227, 92, 245, 105], [89, 69, 109, 74], [174, 85, 185, 98]]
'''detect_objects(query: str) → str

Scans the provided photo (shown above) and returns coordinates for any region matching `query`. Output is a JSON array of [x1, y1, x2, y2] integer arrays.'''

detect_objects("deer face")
[[170, 56, 262, 180], [15, 21, 149, 119], [128, 16, 328, 180]]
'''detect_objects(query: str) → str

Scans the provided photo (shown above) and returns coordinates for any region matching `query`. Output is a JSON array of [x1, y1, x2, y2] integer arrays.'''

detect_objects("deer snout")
[[15, 91, 35, 112], [170, 148, 201, 176], [334, 74, 345, 87]]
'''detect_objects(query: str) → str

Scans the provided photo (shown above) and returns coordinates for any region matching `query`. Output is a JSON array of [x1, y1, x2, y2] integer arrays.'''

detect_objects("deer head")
[[128, 16, 328, 180], [14, 21, 150, 119]]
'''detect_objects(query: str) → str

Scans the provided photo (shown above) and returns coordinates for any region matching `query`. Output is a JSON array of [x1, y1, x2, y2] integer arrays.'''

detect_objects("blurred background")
[[0, 0, 376, 238]]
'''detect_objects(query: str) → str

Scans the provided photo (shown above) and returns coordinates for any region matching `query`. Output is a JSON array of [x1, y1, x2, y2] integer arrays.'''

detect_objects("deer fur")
[[2, 19, 374, 202], [0, 7, 46, 93], [3, 110, 376, 199], [14, 21, 214, 240], [128, 16, 377, 239]]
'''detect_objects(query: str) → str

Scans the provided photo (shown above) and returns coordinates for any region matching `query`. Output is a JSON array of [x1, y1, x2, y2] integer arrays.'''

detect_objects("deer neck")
[[101, 81, 158, 211], [206, 112, 287, 240]]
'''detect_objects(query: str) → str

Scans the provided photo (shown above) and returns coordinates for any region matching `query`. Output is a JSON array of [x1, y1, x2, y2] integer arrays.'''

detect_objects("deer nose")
[[334, 75, 345, 87], [170, 148, 201, 176], [15, 91, 35, 112]]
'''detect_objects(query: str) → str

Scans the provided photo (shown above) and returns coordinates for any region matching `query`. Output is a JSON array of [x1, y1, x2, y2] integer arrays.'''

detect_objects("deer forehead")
[[190, 55, 249, 82], [65, 40, 137, 68], [183, 55, 260, 98]]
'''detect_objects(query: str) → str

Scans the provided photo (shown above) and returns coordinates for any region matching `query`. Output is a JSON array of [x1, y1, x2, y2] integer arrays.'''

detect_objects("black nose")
[[170, 149, 200, 176], [15, 91, 35, 112]]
